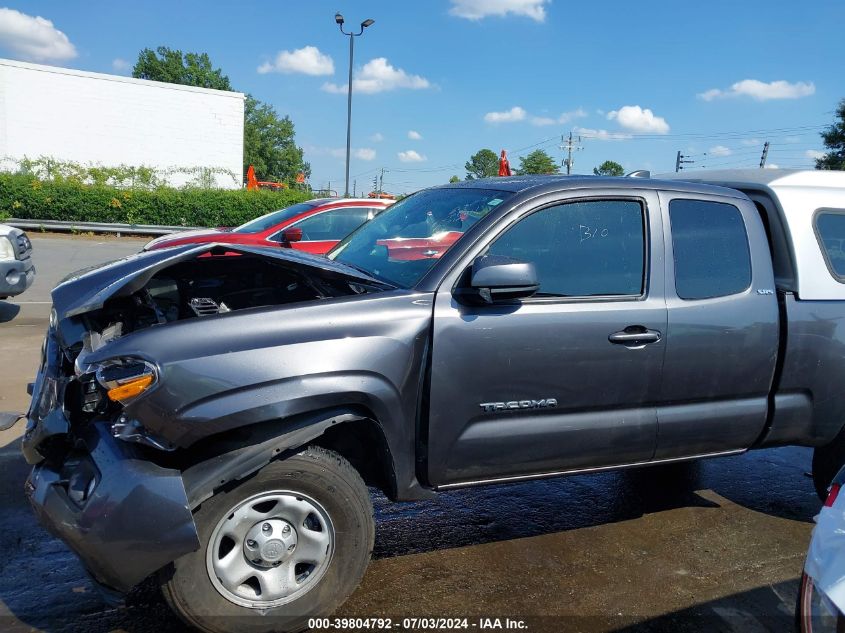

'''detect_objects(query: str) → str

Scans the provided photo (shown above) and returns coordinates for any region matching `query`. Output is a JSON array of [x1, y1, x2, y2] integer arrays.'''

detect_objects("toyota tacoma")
[[23, 171, 845, 632]]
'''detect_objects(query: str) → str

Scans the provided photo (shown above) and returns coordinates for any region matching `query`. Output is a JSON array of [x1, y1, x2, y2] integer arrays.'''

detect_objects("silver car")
[[799, 464, 845, 631], [0, 224, 35, 299]]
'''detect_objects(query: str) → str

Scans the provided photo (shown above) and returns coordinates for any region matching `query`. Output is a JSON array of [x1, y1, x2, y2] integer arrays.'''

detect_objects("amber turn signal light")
[[107, 374, 154, 402]]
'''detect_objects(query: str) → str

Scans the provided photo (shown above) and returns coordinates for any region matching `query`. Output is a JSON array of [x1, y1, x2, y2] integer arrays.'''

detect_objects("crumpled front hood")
[[51, 242, 388, 320]]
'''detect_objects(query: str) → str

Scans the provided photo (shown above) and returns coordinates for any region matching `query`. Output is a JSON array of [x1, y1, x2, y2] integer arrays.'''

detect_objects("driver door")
[[426, 193, 667, 487]]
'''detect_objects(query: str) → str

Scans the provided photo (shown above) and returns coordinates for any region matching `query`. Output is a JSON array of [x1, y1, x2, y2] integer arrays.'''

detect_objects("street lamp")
[[336, 12, 374, 198]]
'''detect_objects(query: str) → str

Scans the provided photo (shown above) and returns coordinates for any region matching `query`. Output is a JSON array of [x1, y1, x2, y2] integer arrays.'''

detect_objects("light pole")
[[336, 12, 374, 198]]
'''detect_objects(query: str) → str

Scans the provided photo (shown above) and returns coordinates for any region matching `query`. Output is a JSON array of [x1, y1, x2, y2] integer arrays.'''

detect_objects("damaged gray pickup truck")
[[23, 171, 845, 632]]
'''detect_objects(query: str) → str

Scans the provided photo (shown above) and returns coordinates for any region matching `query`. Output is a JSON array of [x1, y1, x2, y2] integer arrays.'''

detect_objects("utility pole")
[[353, 180, 357, 197], [372, 175, 378, 195], [675, 151, 694, 172], [759, 141, 770, 168], [560, 132, 582, 175]]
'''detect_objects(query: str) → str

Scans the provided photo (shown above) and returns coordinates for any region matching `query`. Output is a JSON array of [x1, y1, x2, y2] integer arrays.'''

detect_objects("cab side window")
[[669, 199, 751, 299], [486, 199, 645, 297]]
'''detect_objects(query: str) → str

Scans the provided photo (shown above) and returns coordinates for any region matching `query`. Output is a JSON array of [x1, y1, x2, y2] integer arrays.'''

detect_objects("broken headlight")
[[92, 359, 174, 451], [95, 358, 158, 404]]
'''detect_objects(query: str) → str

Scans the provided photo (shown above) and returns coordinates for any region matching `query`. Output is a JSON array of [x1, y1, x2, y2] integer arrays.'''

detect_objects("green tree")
[[132, 47, 233, 91], [593, 160, 625, 176], [131, 47, 308, 183], [449, 175, 461, 183], [465, 149, 499, 180], [517, 149, 560, 175], [243, 95, 310, 182], [817, 98, 845, 170]]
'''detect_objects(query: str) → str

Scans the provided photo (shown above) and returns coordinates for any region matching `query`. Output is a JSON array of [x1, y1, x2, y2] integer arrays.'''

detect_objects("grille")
[[15, 234, 32, 260]]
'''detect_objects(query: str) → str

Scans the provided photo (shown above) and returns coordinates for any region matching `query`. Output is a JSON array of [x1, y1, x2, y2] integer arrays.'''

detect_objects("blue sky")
[[1, 0, 843, 193]]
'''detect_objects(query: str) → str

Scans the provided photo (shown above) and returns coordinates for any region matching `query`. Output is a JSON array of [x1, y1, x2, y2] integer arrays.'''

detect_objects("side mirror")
[[280, 227, 303, 243], [455, 255, 539, 305]]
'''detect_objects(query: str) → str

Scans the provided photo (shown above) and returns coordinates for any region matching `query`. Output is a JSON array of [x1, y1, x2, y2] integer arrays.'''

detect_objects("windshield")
[[329, 188, 512, 288], [233, 201, 320, 233]]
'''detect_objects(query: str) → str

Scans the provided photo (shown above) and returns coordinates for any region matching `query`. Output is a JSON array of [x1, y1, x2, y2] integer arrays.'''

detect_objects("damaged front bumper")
[[24, 421, 200, 593]]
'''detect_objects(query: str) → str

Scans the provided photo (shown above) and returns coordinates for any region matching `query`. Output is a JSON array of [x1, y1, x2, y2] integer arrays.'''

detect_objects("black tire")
[[161, 446, 374, 633], [813, 431, 845, 502]]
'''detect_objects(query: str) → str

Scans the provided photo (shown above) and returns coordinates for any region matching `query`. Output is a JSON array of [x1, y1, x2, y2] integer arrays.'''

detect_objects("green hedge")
[[0, 172, 312, 227]]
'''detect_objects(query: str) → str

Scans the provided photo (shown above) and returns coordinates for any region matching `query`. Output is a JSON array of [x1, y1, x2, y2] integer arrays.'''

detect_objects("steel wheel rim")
[[206, 490, 335, 609]]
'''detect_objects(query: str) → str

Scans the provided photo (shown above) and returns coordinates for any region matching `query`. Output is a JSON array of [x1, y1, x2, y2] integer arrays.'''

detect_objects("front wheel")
[[161, 446, 374, 633]]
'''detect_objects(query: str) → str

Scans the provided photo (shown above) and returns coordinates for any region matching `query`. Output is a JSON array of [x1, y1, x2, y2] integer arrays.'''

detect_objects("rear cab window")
[[668, 199, 752, 299], [814, 209, 845, 281]]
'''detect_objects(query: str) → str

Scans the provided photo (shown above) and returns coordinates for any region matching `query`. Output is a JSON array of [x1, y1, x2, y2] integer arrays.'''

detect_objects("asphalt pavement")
[[0, 234, 821, 632]]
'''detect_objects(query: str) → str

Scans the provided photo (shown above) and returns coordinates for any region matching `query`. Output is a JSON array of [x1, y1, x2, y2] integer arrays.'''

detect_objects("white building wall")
[[0, 58, 244, 189]]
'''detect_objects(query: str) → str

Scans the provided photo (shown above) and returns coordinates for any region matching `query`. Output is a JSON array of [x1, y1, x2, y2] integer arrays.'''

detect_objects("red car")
[[143, 198, 393, 254]]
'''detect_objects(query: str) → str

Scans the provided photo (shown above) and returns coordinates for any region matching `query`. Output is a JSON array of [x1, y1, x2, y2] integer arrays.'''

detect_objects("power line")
[[579, 124, 825, 142]]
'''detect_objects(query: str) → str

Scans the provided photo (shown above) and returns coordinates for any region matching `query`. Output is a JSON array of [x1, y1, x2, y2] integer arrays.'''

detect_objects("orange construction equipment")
[[246, 164, 288, 191]]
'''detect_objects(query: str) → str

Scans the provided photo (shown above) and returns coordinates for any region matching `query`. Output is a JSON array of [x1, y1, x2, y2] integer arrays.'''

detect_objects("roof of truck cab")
[[435, 174, 747, 198]]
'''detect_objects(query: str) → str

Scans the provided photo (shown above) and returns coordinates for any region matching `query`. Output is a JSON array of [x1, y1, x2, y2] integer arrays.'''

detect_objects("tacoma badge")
[[479, 399, 558, 413]]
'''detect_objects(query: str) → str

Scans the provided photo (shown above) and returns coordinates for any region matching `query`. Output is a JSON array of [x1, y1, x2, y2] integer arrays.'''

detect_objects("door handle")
[[608, 327, 662, 347]]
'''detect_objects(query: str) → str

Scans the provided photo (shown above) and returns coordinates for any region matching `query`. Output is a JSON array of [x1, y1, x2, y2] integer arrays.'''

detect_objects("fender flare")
[[181, 408, 366, 508]]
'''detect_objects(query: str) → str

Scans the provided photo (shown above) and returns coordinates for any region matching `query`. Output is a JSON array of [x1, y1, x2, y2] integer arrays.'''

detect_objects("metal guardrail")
[[5, 218, 200, 236]]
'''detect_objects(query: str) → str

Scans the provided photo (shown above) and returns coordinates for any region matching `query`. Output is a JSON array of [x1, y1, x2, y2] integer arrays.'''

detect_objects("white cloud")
[[607, 105, 670, 134], [398, 150, 427, 163], [698, 79, 815, 101], [354, 148, 377, 161], [530, 108, 588, 126], [0, 8, 76, 61], [257, 46, 334, 76], [708, 145, 732, 157], [323, 147, 377, 161], [764, 163, 780, 169], [484, 106, 527, 124], [370, 132, 384, 142], [741, 138, 761, 146], [449, 0, 550, 22], [408, 130, 423, 140], [573, 126, 631, 141], [111, 58, 130, 72], [806, 150, 826, 160], [322, 57, 430, 94], [698, 89, 722, 102]]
